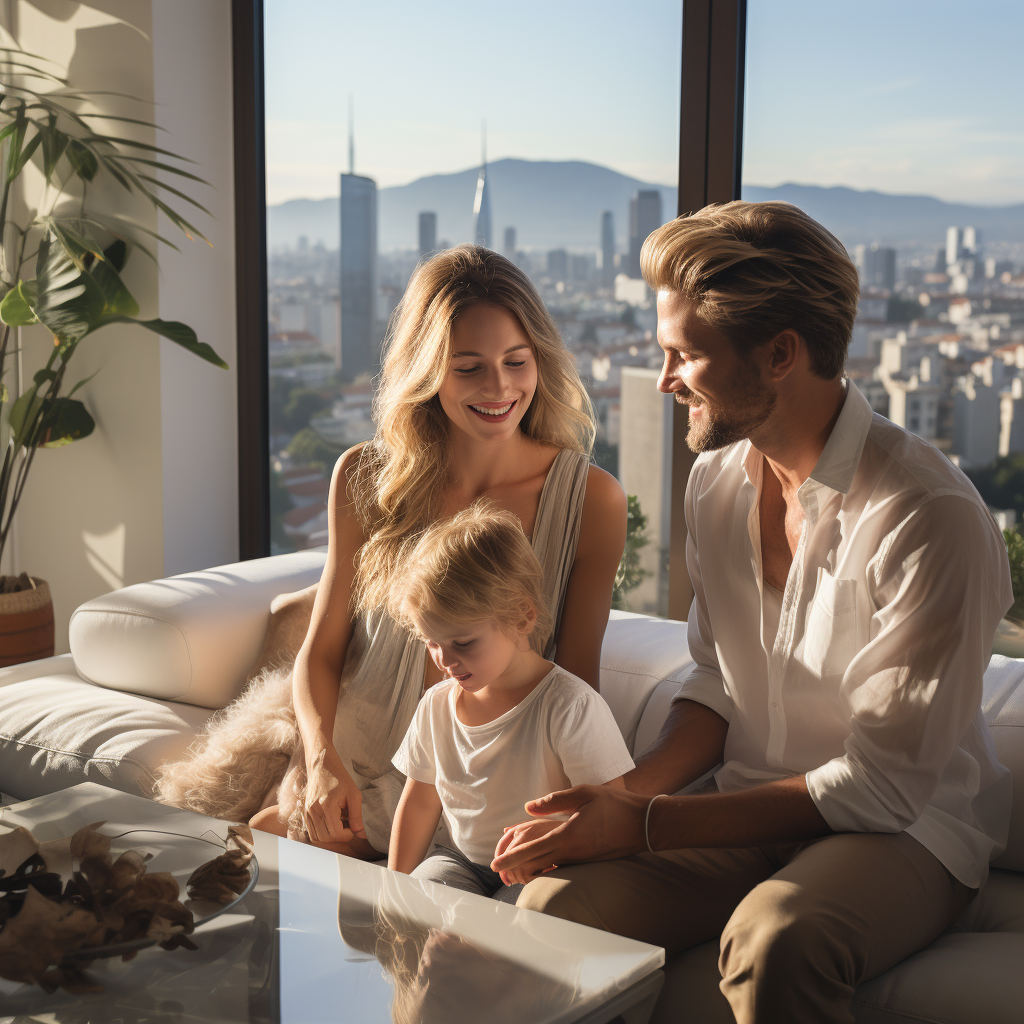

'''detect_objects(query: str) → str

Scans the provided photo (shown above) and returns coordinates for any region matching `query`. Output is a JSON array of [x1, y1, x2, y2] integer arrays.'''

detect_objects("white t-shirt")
[[393, 666, 635, 865]]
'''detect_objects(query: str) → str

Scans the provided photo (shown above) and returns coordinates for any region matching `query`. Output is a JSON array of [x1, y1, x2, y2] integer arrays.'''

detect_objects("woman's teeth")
[[470, 403, 514, 416]]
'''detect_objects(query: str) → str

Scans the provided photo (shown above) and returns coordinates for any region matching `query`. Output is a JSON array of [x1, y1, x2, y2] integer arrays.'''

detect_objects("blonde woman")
[[158, 245, 626, 859]]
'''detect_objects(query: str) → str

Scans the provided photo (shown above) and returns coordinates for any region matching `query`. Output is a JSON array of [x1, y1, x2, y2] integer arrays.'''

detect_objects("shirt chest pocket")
[[800, 568, 859, 681]]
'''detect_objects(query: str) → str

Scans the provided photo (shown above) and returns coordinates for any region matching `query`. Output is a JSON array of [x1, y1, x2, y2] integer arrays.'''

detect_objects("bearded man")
[[492, 201, 1012, 1024]]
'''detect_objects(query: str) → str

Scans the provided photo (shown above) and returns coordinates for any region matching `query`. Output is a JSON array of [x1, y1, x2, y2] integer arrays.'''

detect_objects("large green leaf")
[[0, 282, 38, 326], [38, 397, 94, 448], [40, 120, 68, 181], [66, 138, 98, 181], [7, 126, 40, 181], [90, 253, 139, 319], [32, 233, 105, 344], [7, 385, 42, 447], [103, 239, 128, 273], [119, 317, 228, 369]]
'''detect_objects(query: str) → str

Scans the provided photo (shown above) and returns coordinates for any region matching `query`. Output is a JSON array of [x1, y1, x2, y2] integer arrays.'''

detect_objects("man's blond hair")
[[641, 201, 860, 379]]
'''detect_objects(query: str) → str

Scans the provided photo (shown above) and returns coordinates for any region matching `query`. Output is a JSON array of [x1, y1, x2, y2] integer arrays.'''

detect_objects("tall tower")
[[628, 190, 663, 279], [600, 211, 615, 288], [503, 226, 516, 259], [472, 124, 492, 249], [418, 212, 437, 258], [339, 106, 378, 380]]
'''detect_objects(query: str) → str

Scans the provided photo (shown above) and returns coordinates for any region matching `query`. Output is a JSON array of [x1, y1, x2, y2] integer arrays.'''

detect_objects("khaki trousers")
[[516, 831, 973, 1024]]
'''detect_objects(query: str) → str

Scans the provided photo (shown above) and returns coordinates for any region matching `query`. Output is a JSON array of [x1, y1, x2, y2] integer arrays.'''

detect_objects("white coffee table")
[[0, 783, 664, 1023]]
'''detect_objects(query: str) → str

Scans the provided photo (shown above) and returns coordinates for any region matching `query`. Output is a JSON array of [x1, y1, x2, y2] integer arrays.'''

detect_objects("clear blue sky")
[[265, 0, 1024, 207], [744, 0, 1024, 205]]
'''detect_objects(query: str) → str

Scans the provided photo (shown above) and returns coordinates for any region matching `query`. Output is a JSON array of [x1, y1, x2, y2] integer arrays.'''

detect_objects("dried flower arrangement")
[[0, 820, 254, 993]]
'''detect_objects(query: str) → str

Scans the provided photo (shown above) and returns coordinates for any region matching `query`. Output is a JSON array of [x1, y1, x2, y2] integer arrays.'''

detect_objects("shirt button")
[[771, 701, 779, 709]]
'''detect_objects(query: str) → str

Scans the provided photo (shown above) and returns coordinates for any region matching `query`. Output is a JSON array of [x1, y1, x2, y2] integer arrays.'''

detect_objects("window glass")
[[264, 0, 682, 616], [743, 1, 1024, 519]]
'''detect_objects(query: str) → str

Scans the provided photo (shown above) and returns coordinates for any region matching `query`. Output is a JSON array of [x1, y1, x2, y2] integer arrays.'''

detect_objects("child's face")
[[411, 610, 524, 693]]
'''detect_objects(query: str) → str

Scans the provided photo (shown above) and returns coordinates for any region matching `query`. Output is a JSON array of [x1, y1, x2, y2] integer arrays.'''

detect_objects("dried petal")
[[0, 887, 105, 986], [0, 826, 39, 878], [69, 821, 110, 862]]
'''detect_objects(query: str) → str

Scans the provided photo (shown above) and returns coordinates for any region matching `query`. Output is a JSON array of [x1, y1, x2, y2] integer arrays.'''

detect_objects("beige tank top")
[[331, 448, 590, 851]]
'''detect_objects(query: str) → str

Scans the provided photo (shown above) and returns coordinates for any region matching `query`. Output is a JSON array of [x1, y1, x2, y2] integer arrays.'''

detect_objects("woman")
[[157, 246, 626, 858]]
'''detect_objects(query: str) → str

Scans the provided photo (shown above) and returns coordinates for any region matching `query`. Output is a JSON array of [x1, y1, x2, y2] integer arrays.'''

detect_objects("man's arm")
[[626, 697, 729, 796], [491, 777, 830, 880]]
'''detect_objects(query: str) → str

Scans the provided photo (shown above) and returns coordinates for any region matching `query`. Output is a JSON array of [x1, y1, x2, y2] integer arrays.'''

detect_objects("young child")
[[387, 502, 635, 900]]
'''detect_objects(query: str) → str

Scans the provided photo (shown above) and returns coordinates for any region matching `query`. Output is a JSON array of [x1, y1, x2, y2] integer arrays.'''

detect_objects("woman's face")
[[436, 303, 538, 444]]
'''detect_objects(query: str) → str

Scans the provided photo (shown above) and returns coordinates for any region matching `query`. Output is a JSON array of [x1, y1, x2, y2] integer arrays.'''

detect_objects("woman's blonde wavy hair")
[[350, 245, 594, 614]]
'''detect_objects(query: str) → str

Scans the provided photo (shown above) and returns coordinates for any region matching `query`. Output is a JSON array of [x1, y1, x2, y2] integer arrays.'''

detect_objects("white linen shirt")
[[676, 382, 1013, 888]]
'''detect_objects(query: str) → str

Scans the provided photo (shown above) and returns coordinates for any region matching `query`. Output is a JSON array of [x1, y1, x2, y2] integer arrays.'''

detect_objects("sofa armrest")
[[69, 551, 327, 709], [599, 610, 693, 755]]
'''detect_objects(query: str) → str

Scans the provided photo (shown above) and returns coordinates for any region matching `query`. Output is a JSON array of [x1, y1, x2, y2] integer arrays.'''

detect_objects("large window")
[[261, 0, 684, 615], [743, 0, 1024, 514]]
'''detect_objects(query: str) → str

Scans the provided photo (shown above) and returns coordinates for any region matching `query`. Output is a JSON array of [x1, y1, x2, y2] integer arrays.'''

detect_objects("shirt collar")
[[803, 380, 873, 497], [740, 379, 873, 499]]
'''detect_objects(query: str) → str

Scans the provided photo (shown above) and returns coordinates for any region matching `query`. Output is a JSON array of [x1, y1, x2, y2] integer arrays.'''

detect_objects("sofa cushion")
[[0, 654, 213, 802], [599, 610, 692, 754], [68, 550, 326, 709], [983, 655, 1024, 871]]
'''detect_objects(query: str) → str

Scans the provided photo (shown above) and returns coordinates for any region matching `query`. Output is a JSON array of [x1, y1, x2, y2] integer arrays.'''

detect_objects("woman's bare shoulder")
[[584, 462, 626, 510]]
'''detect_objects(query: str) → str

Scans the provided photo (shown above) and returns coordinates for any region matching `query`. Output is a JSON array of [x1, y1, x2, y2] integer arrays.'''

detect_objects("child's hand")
[[494, 820, 562, 885]]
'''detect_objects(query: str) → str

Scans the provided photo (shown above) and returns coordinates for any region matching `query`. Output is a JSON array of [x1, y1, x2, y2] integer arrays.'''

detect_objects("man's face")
[[655, 290, 776, 453]]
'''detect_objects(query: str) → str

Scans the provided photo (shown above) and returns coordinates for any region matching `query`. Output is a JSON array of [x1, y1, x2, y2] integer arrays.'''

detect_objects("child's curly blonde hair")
[[388, 501, 552, 652]]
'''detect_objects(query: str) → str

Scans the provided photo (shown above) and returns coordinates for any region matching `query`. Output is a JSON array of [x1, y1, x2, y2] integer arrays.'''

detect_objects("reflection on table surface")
[[0, 784, 663, 1024]]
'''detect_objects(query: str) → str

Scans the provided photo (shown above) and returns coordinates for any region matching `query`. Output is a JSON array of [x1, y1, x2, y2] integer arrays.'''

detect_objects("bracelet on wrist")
[[644, 794, 666, 853]]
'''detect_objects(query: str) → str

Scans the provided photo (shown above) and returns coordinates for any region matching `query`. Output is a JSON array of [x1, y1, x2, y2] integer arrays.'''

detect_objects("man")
[[491, 201, 1012, 1024]]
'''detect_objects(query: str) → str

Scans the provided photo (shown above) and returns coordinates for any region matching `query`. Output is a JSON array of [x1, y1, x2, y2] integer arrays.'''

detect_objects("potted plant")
[[994, 527, 1024, 658], [0, 43, 227, 665]]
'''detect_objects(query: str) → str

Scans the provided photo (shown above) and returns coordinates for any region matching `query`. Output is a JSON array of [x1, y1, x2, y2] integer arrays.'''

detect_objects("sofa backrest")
[[69, 551, 327, 709]]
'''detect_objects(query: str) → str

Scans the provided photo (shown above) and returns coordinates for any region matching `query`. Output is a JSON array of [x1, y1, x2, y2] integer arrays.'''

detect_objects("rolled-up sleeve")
[[806, 494, 1012, 833], [672, 463, 735, 723]]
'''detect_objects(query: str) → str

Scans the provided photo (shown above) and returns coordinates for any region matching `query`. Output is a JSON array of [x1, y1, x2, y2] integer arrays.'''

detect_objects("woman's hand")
[[494, 820, 563, 884], [303, 746, 367, 845]]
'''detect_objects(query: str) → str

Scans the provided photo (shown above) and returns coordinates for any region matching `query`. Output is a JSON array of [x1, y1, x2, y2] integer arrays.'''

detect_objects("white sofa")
[[1, 551, 1022, 1024]]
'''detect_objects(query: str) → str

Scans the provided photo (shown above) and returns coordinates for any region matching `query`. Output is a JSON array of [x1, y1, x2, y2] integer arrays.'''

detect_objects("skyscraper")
[[418, 212, 437, 258], [503, 226, 516, 259], [472, 126, 492, 249], [339, 112, 378, 379], [628, 190, 662, 279], [600, 211, 615, 288]]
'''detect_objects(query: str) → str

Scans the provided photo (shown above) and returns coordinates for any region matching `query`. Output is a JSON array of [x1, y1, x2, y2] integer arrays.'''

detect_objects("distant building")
[[547, 249, 568, 282], [472, 130, 492, 249], [600, 211, 615, 288], [628, 190, 663, 279], [503, 226, 516, 259], [418, 212, 437, 258], [855, 243, 896, 292], [339, 171, 378, 379], [619, 367, 673, 615]]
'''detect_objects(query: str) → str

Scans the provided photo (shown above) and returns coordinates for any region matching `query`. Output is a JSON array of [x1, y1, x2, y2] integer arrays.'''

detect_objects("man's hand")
[[490, 785, 650, 882]]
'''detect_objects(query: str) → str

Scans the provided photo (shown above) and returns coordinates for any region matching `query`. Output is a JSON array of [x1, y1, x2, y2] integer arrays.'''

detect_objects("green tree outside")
[[612, 494, 651, 610]]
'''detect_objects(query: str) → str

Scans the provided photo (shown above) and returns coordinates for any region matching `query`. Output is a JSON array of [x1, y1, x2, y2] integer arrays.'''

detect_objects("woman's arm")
[[389, 778, 444, 874], [552, 465, 627, 689], [292, 445, 370, 846]]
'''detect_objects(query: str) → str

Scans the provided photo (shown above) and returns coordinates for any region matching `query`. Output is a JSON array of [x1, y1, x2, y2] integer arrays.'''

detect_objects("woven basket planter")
[[0, 578, 55, 667]]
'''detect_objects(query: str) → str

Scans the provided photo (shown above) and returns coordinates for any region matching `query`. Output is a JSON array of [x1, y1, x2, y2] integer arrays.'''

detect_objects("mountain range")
[[267, 158, 1024, 253]]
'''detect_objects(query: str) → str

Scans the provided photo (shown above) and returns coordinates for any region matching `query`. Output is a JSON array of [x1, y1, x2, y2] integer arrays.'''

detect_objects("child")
[[387, 502, 635, 899]]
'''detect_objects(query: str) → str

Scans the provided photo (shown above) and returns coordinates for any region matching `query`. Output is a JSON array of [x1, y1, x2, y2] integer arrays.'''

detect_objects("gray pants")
[[412, 845, 523, 904]]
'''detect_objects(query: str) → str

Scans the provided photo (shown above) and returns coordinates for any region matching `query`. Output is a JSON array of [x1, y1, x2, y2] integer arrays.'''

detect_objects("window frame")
[[233, 0, 748, 603]]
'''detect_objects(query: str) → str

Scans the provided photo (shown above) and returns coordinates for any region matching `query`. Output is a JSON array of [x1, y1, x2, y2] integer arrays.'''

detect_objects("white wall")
[[152, 0, 239, 577], [6, 0, 239, 652]]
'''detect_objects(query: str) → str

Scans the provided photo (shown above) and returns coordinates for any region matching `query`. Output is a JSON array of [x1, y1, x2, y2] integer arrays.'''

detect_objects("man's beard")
[[680, 367, 777, 453]]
